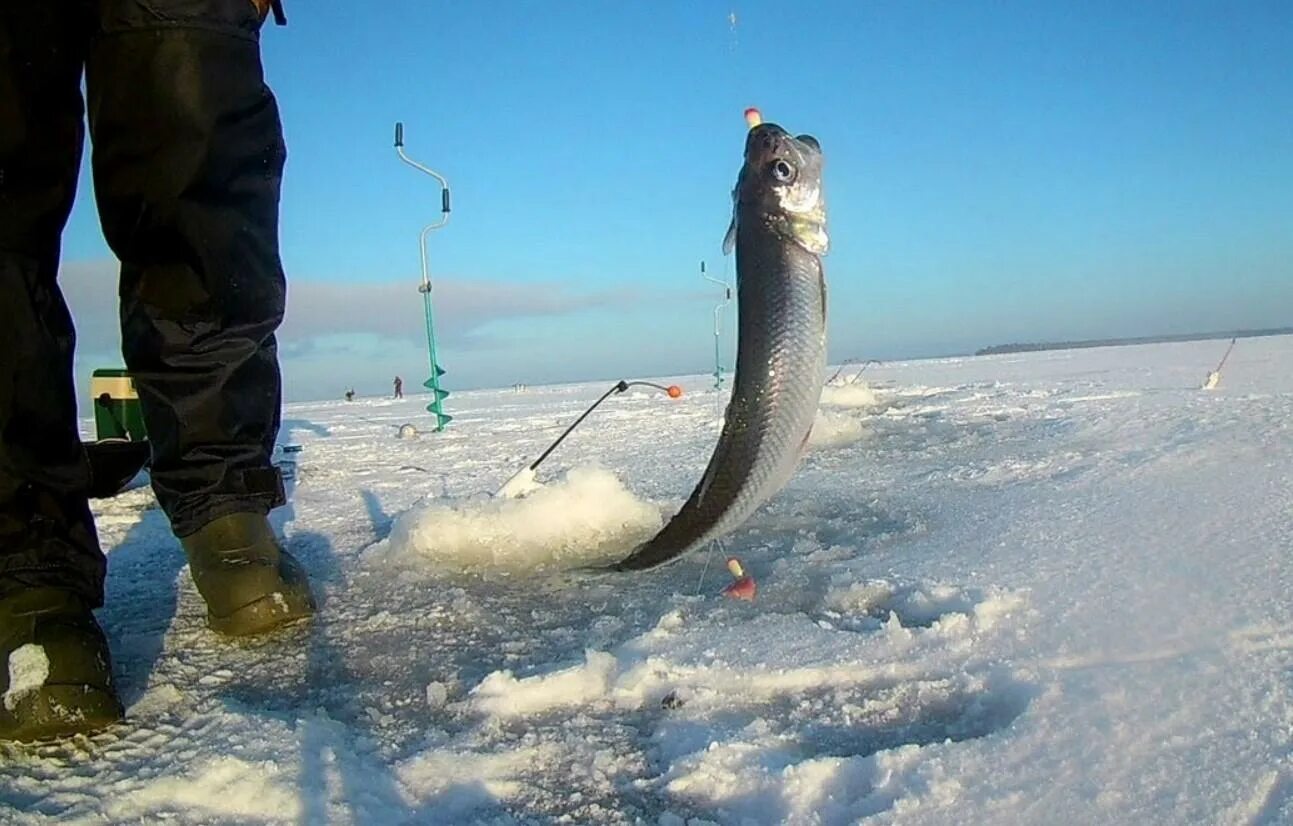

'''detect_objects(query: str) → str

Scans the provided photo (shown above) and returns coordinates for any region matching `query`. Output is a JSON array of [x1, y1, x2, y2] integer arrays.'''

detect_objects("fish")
[[614, 119, 828, 570]]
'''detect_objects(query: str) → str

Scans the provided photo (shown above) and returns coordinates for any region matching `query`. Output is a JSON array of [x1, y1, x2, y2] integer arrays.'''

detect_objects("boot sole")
[[207, 590, 315, 637], [1, 685, 124, 743]]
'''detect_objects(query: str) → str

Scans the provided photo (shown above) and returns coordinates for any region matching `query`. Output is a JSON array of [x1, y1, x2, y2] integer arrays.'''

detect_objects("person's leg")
[[0, 0, 102, 606], [87, 0, 287, 535], [86, 0, 312, 635], [0, 0, 123, 742]]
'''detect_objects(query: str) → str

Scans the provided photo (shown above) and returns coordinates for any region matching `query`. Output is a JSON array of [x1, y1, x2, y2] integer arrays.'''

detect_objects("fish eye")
[[770, 159, 796, 183]]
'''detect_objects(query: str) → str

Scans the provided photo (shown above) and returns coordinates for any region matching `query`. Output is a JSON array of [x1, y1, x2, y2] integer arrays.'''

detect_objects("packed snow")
[[372, 465, 663, 574], [2, 335, 1291, 825], [808, 410, 866, 449], [3, 647, 49, 714], [819, 380, 878, 410]]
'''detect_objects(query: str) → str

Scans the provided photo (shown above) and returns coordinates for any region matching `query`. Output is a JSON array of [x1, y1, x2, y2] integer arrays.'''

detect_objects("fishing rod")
[[1214, 337, 1237, 373], [495, 379, 682, 497], [827, 358, 880, 385], [1202, 337, 1237, 390]]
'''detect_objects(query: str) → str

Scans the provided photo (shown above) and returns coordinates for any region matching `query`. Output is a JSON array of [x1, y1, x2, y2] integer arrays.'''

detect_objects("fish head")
[[725, 123, 828, 256]]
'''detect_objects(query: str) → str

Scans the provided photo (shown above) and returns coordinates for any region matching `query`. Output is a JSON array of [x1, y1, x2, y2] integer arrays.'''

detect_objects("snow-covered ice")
[[2, 335, 1291, 825]]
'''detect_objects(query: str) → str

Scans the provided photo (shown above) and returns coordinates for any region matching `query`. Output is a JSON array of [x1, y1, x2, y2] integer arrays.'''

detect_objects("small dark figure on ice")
[[393, 376, 403, 399]]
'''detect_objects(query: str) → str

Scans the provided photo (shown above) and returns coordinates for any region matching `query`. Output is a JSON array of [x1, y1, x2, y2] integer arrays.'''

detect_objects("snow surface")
[[2, 335, 1291, 825]]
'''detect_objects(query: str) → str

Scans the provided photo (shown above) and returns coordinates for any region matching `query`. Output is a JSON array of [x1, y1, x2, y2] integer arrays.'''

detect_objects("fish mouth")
[[724, 122, 828, 257], [737, 124, 827, 255], [744, 124, 821, 166], [743, 123, 798, 170]]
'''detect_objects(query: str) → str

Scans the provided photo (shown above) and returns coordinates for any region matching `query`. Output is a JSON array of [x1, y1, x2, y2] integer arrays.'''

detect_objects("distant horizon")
[[276, 326, 1293, 405], [973, 325, 1293, 357]]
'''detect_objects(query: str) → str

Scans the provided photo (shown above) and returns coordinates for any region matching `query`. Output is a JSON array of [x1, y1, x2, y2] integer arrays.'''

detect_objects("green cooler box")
[[91, 368, 147, 441]]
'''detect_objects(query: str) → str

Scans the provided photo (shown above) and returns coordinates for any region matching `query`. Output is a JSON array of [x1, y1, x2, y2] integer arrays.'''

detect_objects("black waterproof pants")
[[0, 0, 288, 606]]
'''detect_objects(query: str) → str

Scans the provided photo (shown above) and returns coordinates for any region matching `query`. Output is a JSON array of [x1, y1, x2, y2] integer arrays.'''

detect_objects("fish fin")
[[795, 134, 821, 151], [722, 215, 737, 255]]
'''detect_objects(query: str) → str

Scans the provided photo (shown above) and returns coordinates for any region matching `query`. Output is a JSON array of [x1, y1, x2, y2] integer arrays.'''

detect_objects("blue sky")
[[60, 1, 1292, 401]]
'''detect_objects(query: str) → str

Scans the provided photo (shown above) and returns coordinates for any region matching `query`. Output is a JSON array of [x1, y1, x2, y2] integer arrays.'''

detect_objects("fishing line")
[[709, 8, 744, 423], [695, 537, 723, 595], [684, 12, 744, 588]]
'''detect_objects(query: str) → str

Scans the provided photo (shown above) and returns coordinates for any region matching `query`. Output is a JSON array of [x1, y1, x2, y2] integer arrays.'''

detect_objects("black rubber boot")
[[180, 513, 315, 636], [0, 588, 123, 742]]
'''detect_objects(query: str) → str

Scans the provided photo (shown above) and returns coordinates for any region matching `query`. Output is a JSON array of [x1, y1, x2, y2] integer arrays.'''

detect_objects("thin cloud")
[[279, 278, 655, 347], [58, 259, 716, 400], [59, 259, 689, 352]]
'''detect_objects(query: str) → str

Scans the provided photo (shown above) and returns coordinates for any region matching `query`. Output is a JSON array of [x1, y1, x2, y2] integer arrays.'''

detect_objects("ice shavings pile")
[[819, 380, 878, 409], [371, 465, 663, 573], [808, 410, 865, 448]]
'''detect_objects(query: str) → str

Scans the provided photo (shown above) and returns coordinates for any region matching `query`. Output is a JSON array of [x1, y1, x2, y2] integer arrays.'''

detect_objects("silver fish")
[[615, 122, 828, 570]]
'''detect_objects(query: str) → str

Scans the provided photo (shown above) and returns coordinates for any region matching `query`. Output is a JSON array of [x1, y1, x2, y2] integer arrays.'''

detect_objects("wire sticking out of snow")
[[4, 644, 49, 712], [371, 465, 663, 574], [820, 381, 878, 408]]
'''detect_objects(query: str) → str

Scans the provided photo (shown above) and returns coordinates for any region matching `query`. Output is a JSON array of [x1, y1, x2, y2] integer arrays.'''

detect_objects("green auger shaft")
[[421, 287, 451, 431]]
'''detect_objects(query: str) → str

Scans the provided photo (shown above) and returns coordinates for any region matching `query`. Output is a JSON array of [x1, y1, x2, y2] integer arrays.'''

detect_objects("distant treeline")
[[975, 327, 1293, 356]]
